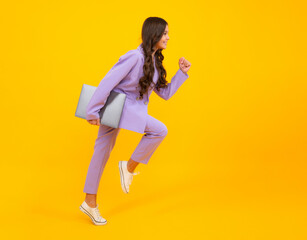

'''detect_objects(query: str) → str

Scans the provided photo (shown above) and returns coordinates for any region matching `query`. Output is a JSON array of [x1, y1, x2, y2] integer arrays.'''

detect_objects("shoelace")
[[93, 205, 103, 221]]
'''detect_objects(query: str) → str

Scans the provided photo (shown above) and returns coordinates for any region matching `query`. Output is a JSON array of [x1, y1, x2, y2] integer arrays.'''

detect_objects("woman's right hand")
[[87, 119, 100, 126]]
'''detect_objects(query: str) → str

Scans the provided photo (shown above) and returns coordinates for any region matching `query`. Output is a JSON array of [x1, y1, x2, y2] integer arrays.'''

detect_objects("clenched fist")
[[87, 119, 100, 126], [179, 57, 191, 74]]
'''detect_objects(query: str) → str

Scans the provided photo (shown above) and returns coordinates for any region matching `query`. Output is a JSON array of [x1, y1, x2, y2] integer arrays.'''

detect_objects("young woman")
[[79, 17, 191, 225]]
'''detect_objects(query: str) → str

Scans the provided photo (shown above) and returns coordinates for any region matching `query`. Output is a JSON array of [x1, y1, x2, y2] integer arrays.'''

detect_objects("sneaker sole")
[[79, 205, 107, 225], [118, 161, 128, 194]]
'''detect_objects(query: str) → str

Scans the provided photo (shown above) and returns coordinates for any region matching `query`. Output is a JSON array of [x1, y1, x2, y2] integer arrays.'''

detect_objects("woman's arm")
[[86, 50, 139, 120], [153, 68, 189, 100]]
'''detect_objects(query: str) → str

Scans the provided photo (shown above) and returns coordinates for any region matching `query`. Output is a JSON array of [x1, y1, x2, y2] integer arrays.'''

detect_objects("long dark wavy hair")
[[137, 17, 169, 100]]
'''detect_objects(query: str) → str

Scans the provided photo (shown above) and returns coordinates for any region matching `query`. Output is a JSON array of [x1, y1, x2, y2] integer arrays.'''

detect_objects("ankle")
[[85, 199, 96, 208], [126, 163, 134, 173]]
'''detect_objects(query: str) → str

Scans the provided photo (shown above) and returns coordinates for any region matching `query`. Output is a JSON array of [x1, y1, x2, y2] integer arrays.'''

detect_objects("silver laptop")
[[75, 84, 126, 128]]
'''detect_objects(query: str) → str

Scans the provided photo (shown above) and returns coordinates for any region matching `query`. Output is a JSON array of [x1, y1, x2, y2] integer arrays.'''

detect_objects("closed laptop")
[[75, 84, 126, 128]]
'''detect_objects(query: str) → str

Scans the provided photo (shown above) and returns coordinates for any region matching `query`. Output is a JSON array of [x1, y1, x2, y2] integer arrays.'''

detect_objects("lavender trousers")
[[83, 114, 168, 194]]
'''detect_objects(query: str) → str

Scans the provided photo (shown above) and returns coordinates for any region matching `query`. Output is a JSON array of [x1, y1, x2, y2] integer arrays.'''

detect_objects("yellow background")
[[1, 0, 306, 239]]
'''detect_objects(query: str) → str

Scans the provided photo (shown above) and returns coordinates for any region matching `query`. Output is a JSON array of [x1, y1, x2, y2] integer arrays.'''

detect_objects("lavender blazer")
[[86, 43, 189, 134]]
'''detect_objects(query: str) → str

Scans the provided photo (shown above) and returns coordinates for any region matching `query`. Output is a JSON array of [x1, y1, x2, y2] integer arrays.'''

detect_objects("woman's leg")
[[83, 124, 121, 200], [127, 158, 139, 173], [85, 193, 97, 208], [130, 114, 168, 166]]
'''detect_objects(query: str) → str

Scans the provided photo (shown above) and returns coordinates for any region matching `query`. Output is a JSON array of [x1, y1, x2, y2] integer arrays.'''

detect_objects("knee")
[[145, 117, 168, 138], [159, 124, 168, 137]]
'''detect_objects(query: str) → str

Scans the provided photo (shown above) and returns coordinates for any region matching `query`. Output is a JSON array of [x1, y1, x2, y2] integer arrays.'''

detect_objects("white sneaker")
[[118, 161, 140, 193], [79, 201, 107, 225]]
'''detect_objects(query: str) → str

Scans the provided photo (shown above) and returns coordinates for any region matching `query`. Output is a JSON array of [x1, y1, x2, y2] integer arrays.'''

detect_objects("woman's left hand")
[[179, 57, 191, 74]]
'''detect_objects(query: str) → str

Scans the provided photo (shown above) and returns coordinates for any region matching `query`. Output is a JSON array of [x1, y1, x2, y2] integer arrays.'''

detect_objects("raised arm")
[[153, 68, 189, 100], [86, 50, 139, 120]]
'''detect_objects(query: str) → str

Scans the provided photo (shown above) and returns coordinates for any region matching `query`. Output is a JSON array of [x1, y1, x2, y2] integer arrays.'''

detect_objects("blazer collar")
[[138, 43, 157, 65], [137, 43, 144, 55]]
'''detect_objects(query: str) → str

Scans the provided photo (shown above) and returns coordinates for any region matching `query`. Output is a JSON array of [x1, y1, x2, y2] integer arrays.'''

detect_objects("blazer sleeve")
[[153, 68, 189, 100], [86, 50, 139, 120]]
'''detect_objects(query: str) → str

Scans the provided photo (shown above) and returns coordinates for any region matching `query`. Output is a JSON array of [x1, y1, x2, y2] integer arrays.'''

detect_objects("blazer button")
[[144, 101, 148, 105]]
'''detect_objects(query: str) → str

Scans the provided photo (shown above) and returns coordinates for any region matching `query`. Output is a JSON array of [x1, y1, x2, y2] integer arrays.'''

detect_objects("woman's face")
[[155, 25, 170, 50]]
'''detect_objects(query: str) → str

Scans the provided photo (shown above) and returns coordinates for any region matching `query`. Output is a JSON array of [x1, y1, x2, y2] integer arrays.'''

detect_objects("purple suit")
[[86, 43, 189, 134], [83, 44, 189, 194]]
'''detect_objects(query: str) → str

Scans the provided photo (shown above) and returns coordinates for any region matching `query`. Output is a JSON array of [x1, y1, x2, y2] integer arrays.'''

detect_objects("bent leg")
[[130, 114, 168, 165], [83, 125, 120, 194]]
